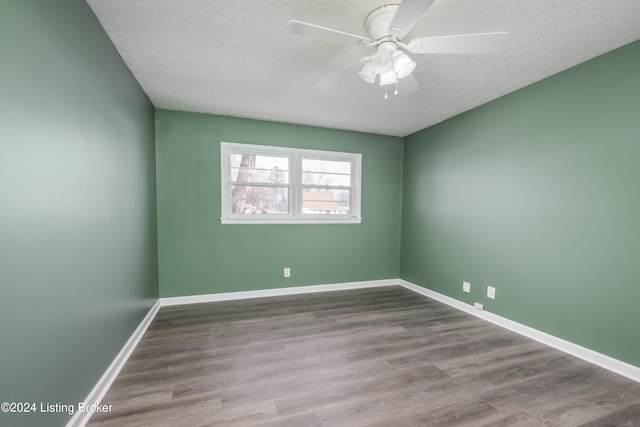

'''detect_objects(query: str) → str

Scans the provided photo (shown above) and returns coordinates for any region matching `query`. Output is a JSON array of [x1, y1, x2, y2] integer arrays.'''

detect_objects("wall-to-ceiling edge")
[[400, 39, 640, 368], [155, 109, 403, 298], [4, 1, 640, 425], [0, 2, 158, 426]]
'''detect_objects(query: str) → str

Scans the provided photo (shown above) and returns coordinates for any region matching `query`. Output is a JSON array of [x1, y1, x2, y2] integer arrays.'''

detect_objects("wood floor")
[[88, 286, 640, 426]]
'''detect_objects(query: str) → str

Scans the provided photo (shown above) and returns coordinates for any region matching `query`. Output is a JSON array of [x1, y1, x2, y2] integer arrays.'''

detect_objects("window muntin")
[[230, 154, 289, 184], [229, 153, 290, 215], [220, 142, 361, 224], [301, 158, 352, 216]]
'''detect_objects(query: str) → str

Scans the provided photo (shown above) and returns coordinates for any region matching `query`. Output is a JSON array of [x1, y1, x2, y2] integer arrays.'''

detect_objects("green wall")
[[2, 2, 638, 424], [401, 40, 640, 366], [0, 1, 158, 426], [156, 110, 403, 297]]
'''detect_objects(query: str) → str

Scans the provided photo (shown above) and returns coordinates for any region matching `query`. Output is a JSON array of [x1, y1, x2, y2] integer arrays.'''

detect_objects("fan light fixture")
[[286, 2, 509, 98], [392, 50, 416, 79], [358, 61, 378, 84], [378, 70, 398, 86], [358, 42, 416, 93]]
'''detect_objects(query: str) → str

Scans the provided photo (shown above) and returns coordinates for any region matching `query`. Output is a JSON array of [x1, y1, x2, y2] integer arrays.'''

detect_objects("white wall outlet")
[[284, 267, 291, 278], [487, 286, 496, 299], [474, 302, 484, 310], [463, 281, 471, 293]]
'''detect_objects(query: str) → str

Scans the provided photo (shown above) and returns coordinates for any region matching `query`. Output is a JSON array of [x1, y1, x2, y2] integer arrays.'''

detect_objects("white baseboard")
[[398, 279, 640, 384], [68, 277, 640, 427], [67, 300, 161, 427], [162, 278, 640, 383], [160, 278, 398, 306]]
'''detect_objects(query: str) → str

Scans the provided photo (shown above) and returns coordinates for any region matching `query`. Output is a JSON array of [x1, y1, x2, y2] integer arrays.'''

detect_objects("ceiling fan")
[[285, 0, 508, 98]]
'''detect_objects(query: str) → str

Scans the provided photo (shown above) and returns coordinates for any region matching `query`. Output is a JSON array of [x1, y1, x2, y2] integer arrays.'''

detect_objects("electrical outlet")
[[474, 302, 484, 310], [463, 281, 471, 293], [487, 286, 496, 299], [284, 267, 291, 278]]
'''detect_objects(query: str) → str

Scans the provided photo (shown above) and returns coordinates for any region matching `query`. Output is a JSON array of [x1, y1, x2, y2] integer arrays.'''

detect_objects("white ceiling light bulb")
[[358, 60, 378, 84], [379, 70, 398, 86], [392, 50, 416, 79], [374, 50, 393, 74]]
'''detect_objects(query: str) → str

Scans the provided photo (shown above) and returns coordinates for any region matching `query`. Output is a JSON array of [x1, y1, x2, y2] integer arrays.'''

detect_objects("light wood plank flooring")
[[89, 286, 640, 426]]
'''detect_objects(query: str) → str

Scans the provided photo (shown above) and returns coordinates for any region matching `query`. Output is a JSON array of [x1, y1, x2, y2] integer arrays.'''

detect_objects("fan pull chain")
[[383, 82, 400, 100]]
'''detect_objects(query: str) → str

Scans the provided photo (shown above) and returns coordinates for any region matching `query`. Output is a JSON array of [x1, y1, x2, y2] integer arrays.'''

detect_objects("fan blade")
[[315, 58, 368, 91], [407, 32, 509, 54], [398, 74, 421, 96], [389, 0, 436, 40], [286, 20, 371, 46]]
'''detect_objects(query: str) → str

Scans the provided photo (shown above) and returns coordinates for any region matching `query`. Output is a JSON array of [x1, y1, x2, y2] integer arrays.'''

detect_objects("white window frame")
[[220, 142, 362, 224]]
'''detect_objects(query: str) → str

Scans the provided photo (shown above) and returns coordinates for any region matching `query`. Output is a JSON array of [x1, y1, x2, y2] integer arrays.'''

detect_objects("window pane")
[[302, 159, 351, 187], [302, 189, 350, 215], [231, 185, 288, 215], [231, 154, 289, 184], [221, 142, 361, 223]]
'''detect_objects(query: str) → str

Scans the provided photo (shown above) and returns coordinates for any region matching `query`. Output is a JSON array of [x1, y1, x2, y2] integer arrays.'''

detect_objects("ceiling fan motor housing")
[[364, 5, 400, 42], [286, 1, 508, 93]]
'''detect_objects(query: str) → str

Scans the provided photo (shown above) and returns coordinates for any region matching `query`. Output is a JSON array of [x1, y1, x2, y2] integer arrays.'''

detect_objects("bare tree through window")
[[221, 142, 361, 223], [231, 154, 255, 214]]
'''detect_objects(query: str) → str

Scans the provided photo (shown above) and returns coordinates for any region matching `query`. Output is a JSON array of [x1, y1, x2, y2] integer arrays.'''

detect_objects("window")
[[220, 142, 362, 224]]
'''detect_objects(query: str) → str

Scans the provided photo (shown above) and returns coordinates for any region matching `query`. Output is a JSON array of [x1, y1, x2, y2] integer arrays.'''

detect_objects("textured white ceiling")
[[86, 0, 640, 137]]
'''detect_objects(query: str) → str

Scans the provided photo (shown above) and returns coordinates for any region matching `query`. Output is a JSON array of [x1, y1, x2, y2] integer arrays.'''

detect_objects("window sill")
[[220, 218, 362, 225]]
